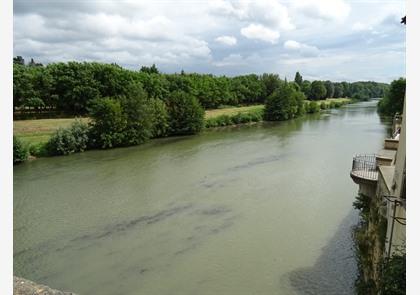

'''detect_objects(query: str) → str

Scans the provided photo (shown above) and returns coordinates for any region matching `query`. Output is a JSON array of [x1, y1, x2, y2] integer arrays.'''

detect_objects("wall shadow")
[[285, 210, 359, 295]]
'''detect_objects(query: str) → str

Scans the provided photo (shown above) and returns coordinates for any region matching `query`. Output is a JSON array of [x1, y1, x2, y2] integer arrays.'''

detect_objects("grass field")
[[13, 118, 90, 145], [13, 98, 351, 146], [205, 105, 264, 118], [313, 98, 351, 105]]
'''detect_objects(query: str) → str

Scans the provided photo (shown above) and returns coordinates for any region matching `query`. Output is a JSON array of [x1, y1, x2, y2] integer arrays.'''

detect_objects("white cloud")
[[215, 35, 237, 46], [293, 0, 351, 22], [213, 53, 262, 68], [241, 23, 280, 44], [13, 0, 405, 81], [352, 22, 372, 32], [211, 0, 294, 30], [14, 12, 211, 67], [213, 54, 244, 67], [284, 40, 320, 57]]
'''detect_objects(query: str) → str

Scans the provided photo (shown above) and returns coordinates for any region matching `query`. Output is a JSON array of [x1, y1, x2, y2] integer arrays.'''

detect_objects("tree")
[[324, 80, 334, 98], [119, 83, 155, 145], [28, 58, 43, 67], [88, 98, 126, 148], [294, 71, 303, 87], [333, 83, 344, 98], [309, 81, 327, 100], [140, 64, 159, 74], [13, 56, 25, 65], [378, 78, 405, 116], [166, 90, 204, 135], [149, 98, 169, 138], [261, 73, 282, 99], [301, 80, 312, 98], [264, 82, 305, 121]]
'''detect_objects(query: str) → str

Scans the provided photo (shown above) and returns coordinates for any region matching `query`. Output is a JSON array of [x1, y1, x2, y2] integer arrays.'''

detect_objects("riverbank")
[[14, 98, 351, 144], [13, 98, 352, 162]]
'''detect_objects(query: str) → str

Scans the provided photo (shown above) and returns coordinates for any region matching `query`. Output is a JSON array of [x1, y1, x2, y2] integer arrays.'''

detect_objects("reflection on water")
[[14, 101, 388, 295]]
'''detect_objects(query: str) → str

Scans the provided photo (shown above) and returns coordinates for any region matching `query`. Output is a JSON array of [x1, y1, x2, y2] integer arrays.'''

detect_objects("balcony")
[[350, 154, 378, 184], [384, 138, 399, 150]]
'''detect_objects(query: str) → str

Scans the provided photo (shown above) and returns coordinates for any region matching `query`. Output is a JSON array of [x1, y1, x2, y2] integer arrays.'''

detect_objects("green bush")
[[29, 142, 48, 157], [150, 98, 169, 138], [264, 83, 305, 121], [13, 136, 29, 164], [46, 120, 90, 155], [379, 251, 405, 294], [378, 78, 405, 116], [166, 90, 204, 135], [329, 101, 337, 108], [306, 101, 320, 113], [88, 97, 126, 148], [320, 102, 327, 109], [119, 83, 154, 146], [204, 109, 263, 128]]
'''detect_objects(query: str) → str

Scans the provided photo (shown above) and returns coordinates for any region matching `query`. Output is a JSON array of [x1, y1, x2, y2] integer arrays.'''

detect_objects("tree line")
[[13, 57, 389, 118]]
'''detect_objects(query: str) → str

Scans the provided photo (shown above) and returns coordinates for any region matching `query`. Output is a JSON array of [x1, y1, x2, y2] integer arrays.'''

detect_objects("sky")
[[13, 0, 406, 82]]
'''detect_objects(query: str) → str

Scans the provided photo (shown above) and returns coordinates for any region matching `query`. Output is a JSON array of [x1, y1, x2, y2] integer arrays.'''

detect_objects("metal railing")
[[351, 154, 378, 181]]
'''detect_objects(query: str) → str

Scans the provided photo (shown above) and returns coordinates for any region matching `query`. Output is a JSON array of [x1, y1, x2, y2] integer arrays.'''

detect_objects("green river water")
[[14, 100, 389, 295]]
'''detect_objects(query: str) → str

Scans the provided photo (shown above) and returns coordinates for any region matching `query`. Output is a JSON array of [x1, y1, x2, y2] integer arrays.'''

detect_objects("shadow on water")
[[286, 210, 359, 295]]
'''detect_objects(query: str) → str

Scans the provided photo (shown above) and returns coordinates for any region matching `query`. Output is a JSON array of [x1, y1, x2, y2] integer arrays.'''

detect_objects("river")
[[14, 100, 390, 295]]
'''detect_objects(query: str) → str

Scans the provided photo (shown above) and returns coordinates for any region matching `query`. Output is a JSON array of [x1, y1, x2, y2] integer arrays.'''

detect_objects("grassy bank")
[[13, 98, 352, 157], [14, 118, 90, 145]]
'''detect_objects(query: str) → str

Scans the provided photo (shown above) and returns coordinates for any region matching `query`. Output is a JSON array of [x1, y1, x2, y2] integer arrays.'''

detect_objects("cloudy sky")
[[14, 0, 406, 82]]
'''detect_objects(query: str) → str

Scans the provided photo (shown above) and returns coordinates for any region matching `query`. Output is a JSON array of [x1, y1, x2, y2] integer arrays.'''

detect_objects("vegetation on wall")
[[379, 249, 406, 295], [352, 193, 405, 295]]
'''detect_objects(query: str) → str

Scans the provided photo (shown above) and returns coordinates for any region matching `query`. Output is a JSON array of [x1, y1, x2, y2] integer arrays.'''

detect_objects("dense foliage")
[[306, 101, 321, 113], [46, 120, 90, 155], [13, 58, 389, 119], [380, 251, 406, 295], [13, 58, 389, 163], [378, 78, 406, 116], [13, 136, 29, 164], [166, 90, 204, 135], [264, 82, 305, 121]]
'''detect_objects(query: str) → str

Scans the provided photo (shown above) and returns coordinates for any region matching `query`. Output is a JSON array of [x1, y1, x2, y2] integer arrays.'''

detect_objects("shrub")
[[204, 108, 263, 128], [329, 101, 337, 108], [28, 142, 48, 157], [46, 120, 90, 155], [150, 98, 169, 138], [320, 102, 327, 109], [166, 90, 204, 135], [379, 251, 406, 294], [306, 101, 320, 113], [13, 136, 29, 164]]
